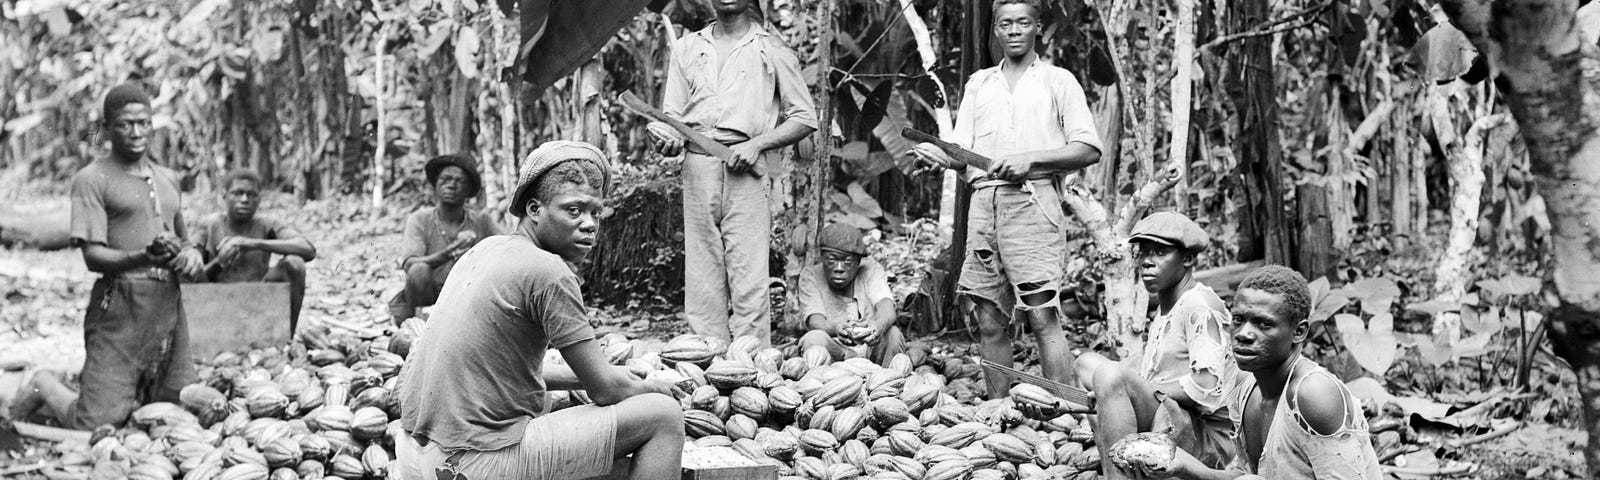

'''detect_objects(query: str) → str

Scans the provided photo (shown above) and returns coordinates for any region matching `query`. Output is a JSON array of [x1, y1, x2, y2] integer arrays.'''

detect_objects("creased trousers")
[[682, 151, 772, 346]]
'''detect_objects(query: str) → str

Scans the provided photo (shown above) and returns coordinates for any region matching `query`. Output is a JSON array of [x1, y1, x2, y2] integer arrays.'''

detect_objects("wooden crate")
[[180, 282, 291, 360], [682, 464, 778, 480]]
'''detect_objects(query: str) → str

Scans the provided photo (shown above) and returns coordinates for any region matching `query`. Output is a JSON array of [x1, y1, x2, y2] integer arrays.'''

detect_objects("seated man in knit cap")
[[396, 141, 684, 480], [8, 84, 204, 429], [1135, 266, 1382, 480], [1018, 212, 1239, 480], [389, 153, 501, 323], [795, 223, 907, 366], [191, 168, 317, 333]]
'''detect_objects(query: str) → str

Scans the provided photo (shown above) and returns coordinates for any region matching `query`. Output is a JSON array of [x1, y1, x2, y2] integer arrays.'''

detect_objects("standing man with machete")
[[909, 0, 1103, 396], [646, 0, 817, 347]]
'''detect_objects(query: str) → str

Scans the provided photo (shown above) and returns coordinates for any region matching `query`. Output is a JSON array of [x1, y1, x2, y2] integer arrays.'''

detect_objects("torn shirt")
[[1138, 283, 1238, 417], [944, 58, 1104, 182]]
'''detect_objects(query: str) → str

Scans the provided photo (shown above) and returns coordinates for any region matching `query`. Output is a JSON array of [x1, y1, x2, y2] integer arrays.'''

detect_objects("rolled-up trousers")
[[682, 151, 772, 346]]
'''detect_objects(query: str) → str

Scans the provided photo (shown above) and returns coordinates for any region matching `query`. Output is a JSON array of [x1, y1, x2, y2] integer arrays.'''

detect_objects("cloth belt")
[[105, 266, 175, 283]]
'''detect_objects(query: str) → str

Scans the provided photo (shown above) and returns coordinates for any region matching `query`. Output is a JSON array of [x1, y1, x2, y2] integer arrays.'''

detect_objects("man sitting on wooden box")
[[395, 141, 684, 480], [388, 154, 502, 324], [795, 223, 907, 366], [191, 169, 317, 332]]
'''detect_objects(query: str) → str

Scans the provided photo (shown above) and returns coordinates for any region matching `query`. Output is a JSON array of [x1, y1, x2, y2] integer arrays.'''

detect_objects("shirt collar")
[[978, 56, 1046, 84], [692, 22, 770, 48]]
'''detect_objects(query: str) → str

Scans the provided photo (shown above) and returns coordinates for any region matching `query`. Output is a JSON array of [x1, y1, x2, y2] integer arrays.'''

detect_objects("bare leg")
[[610, 393, 685, 480], [9, 371, 77, 422], [393, 263, 433, 324], [265, 256, 307, 333], [1021, 290, 1076, 387], [1084, 359, 1165, 480], [970, 297, 1014, 400]]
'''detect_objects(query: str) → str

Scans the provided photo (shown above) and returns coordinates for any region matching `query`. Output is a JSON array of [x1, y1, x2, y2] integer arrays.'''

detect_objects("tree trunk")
[[1224, 0, 1290, 265], [1296, 183, 1335, 280], [1169, 0, 1195, 212], [1439, 0, 1600, 471], [944, 0, 991, 327]]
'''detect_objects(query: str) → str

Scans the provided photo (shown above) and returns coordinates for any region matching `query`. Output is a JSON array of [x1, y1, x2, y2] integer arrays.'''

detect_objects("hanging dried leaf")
[[455, 25, 481, 78]]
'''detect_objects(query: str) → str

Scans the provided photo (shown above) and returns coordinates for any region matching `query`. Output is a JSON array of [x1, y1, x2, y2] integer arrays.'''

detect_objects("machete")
[[980, 359, 1095, 413], [618, 90, 766, 177], [900, 127, 994, 171]]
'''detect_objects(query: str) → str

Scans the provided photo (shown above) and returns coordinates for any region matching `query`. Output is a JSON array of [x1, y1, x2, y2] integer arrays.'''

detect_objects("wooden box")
[[180, 282, 291, 360]]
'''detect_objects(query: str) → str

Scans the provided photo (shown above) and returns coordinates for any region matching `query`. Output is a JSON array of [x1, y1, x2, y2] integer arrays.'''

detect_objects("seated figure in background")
[[796, 223, 907, 366], [389, 154, 501, 324], [192, 169, 317, 332]]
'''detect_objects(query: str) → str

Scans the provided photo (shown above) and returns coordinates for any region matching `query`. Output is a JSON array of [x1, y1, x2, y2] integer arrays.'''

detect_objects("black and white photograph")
[[1, 0, 1598, 478]]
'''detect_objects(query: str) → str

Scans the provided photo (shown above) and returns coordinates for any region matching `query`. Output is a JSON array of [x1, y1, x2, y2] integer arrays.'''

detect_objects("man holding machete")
[[909, 0, 1103, 396], [646, 0, 817, 347]]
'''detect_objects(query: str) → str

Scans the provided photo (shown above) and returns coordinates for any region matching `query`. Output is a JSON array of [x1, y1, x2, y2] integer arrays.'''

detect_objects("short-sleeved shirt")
[[945, 59, 1104, 184], [1139, 283, 1237, 418], [661, 23, 818, 143], [398, 235, 597, 452], [795, 258, 895, 330], [191, 213, 303, 282], [69, 158, 186, 252], [401, 207, 501, 262]]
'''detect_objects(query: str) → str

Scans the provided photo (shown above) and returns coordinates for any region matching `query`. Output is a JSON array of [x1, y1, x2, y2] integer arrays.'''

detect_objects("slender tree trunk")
[[1169, 0, 1195, 212], [1439, 0, 1600, 472], [1224, 0, 1290, 265]]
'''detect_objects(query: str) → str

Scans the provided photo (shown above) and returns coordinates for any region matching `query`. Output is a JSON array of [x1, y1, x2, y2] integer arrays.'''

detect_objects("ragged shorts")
[[957, 179, 1069, 321]]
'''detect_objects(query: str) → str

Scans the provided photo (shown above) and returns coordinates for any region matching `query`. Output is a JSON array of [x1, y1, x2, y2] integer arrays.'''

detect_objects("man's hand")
[[909, 143, 958, 169], [642, 378, 687, 400], [215, 236, 253, 266], [990, 154, 1036, 182], [166, 247, 205, 278], [728, 141, 766, 172], [646, 122, 686, 157]]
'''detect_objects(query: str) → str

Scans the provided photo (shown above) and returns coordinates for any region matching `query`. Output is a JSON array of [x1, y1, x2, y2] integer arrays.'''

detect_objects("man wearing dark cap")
[[191, 168, 317, 332], [1017, 211, 1240, 479], [389, 154, 502, 323], [8, 84, 204, 429], [397, 141, 684, 480], [794, 223, 906, 366]]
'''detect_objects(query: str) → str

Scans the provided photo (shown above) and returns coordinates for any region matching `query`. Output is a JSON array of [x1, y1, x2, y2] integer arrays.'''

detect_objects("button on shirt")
[[661, 24, 818, 142], [69, 159, 185, 252], [945, 59, 1104, 180]]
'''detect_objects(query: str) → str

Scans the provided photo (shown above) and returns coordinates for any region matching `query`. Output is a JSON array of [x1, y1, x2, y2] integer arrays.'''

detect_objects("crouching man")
[[191, 169, 316, 333], [395, 141, 684, 480], [795, 223, 907, 365], [1019, 212, 1238, 480], [1140, 266, 1383, 480]]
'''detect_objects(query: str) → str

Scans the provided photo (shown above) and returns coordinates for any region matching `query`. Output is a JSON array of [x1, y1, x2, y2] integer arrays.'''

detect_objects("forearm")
[[402, 250, 452, 269], [82, 244, 155, 274], [747, 120, 816, 152], [1025, 142, 1101, 175], [805, 314, 837, 334], [248, 238, 317, 261], [544, 363, 585, 390], [1171, 451, 1247, 480]]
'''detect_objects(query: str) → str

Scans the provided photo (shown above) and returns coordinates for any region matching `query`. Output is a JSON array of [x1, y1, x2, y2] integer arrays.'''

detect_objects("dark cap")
[[1128, 211, 1209, 252], [509, 141, 611, 217], [818, 223, 867, 256], [425, 154, 482, 198]]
